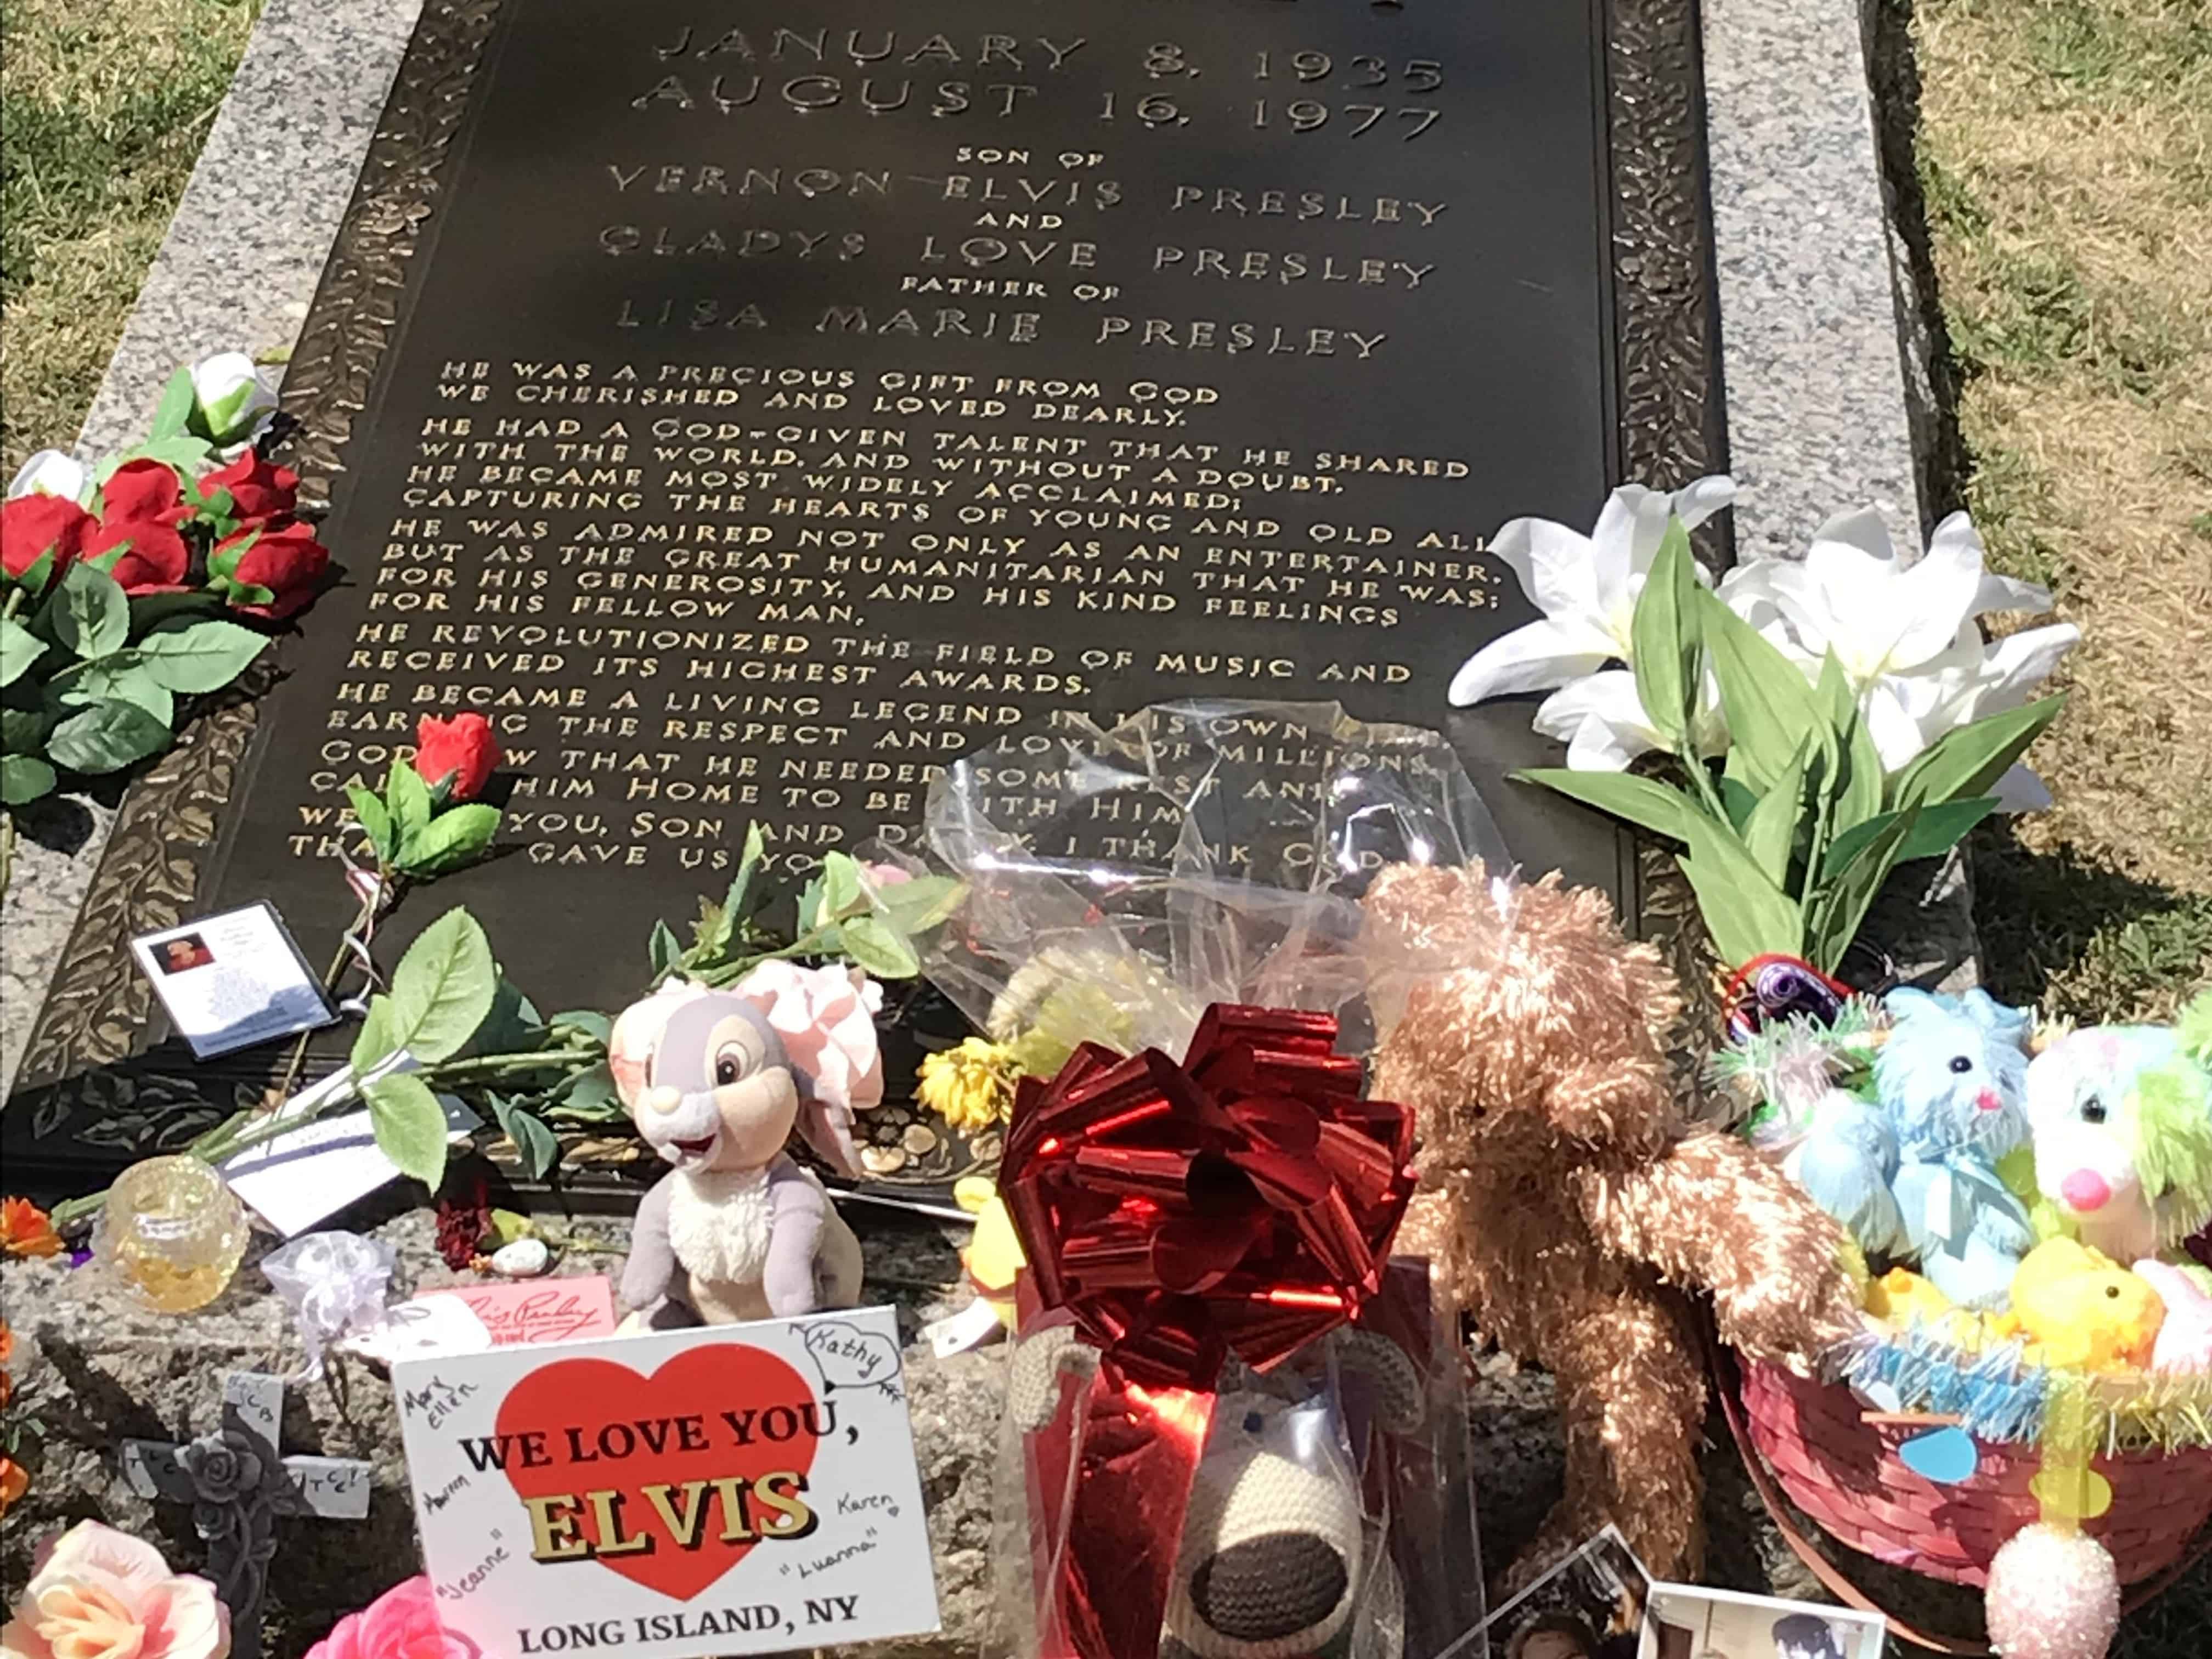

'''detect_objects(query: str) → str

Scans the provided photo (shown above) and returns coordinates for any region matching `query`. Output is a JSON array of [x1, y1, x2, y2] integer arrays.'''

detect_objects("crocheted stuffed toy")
[[1009, 1325, 1424, 1659], [1361, 864, 1860, 1588]]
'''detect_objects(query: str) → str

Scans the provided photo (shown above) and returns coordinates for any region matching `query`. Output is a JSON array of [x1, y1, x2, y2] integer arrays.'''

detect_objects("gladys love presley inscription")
[[16, 0, 1729, 1128]]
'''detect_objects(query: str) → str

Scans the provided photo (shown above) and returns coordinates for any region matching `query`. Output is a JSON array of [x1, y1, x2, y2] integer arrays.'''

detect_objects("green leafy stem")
[[1513, 520, 2063, 974]]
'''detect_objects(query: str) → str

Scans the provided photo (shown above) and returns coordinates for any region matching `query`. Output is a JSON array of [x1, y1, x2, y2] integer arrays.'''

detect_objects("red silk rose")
[[414, 712, 498, 802], [1001, 1004, 1417, 1390], [201, 449, 300, 522], [212, 517, 330, 618], [84, 461, 191, 595], [2, 493, 93, 591]]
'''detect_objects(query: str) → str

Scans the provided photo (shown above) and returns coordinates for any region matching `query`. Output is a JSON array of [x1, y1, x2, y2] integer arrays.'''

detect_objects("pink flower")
[[302, 1577, 477, 1659], [1, 1520, 230, 1659], [860, 861, 914, 890], [732, 960, 886, 1119]]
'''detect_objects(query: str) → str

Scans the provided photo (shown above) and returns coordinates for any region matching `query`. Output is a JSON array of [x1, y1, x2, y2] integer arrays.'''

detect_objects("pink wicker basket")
[[1734, 1356, 2212, 1589]]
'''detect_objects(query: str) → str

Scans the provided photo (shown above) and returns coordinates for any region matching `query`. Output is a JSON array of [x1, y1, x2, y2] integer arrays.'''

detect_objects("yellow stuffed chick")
[[2009, 1237, 2168, 1372]]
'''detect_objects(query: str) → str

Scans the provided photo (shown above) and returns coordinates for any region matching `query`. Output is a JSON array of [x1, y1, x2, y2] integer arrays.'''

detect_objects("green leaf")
[[1891, 697, 2066, 811], [0, 708, 48, 754], [0, 618, 45, 689], [1629, 518, 1700, 747], [386, 754, 433, 844], [1511, 766, 1697, 843], [351, 997, 398, 1074], [347, 786, 396, 864], [1717, 777, 1760, 833], [44, 698, 170, 775], [57, 658, 172, 727], [551, 1060, 623, 1120], [127, 590, 219, 634], [690, 895, 732, 956], [94, 436, 213, 479], [795, 876, 826, 934], [1820, 797, 2001, 880], [1697, 590, 1824, 792], [1677, 814, 1804, 966], [727, 822, 767, 910], [135, 617, 269, 693], [488, 1095, 560, 1180], [1815, 654, 1886, 831], [1804, 803, 1922, 972], [839, 912, 921, 979], [1741, 740, 1811, 885], [647, 918, 683, 976], [488, 1205, 537, 1245], [819, 852, 865, 921], [550, 1008, 612, 1045], [874, 873, 965, 934], [396, 803, 501, 876], [362, 1071, 450, 1188], [382, 908, 499, 1063], [0, 754, 55, 805], [149, 368, 195, 440], [53, 561, 129, 660], [469, 979, 547, 1057]]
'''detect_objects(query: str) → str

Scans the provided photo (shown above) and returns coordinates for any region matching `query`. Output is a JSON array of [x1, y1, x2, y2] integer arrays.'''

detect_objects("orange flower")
[[0, 1458, 25, 1516], [0, 1318, 13, 1365], [0, 1197, 61, 1259]]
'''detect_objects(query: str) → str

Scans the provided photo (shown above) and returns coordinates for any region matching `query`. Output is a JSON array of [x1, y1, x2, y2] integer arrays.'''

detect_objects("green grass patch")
[[0, 0, 262, 466]]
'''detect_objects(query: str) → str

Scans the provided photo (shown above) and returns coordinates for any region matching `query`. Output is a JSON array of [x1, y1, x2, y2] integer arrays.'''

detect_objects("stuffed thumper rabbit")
[[1009, 1325, 1424, 1659]]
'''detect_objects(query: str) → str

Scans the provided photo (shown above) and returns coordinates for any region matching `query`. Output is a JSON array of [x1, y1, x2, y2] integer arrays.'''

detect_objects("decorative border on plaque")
[[5, 0, 510, 1146], [9, 0, 1731, 1178]]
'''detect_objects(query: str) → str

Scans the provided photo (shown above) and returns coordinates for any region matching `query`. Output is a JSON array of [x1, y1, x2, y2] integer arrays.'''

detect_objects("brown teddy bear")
[[1362, 864, 1860, 1588]]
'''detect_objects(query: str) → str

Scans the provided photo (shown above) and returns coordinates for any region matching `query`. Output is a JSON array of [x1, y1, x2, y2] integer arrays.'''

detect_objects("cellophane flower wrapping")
[[983, 1006, 1485, 1659], [899, 699, 1509, 1069]]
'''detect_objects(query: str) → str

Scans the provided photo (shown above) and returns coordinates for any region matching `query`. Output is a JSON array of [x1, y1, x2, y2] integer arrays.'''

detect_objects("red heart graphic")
[[494, 1343, 822, 1602]]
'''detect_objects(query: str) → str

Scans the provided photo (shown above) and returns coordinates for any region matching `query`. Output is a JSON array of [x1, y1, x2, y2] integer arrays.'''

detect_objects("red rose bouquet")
[[1, 356, 332, 815]]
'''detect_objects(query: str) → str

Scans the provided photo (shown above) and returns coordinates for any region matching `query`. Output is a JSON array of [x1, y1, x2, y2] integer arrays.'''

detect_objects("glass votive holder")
[[93, 1155, 250, 1312]]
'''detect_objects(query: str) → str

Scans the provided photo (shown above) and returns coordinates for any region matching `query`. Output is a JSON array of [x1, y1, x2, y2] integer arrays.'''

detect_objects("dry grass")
[[1912, 0, 2212, 1022], [0, 0, 261, 469]]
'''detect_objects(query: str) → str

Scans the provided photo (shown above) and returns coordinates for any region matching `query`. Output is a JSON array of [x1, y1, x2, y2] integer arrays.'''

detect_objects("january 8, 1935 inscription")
[[184, 0, 1667, 1020]]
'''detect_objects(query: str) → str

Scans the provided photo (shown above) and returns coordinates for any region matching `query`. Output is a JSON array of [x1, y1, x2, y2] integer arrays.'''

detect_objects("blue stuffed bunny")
[[1791, 988, 2038, 1308]]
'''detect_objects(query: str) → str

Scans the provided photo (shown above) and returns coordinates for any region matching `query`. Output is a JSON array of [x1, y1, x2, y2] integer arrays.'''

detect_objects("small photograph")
[[1637, 1584, 1886, 1659], [1482, 1528, 1651, 1659], [154, 932, 216, 974]]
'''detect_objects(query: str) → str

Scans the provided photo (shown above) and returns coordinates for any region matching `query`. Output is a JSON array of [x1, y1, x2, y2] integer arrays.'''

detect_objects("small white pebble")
[[490, 1238, 550, 1277]]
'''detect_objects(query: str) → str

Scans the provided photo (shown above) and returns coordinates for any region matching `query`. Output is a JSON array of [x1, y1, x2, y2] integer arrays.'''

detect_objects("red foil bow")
[[1002, 1003, 1417, 1390], [1001, 1006, 1419, 1659]]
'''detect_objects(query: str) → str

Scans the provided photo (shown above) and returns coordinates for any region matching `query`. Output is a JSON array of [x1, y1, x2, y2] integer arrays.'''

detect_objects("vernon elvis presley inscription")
[[195, 0, 1672, 1018]]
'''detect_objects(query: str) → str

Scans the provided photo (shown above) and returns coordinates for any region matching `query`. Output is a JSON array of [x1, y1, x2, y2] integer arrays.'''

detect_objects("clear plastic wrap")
[[990, 1257, 1483, 1659], [900, 699, 1508, 1067]]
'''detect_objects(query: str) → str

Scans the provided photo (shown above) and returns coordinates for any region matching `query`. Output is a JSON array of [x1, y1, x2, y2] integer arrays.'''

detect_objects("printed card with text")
[[393, 1308, 939, 1659]]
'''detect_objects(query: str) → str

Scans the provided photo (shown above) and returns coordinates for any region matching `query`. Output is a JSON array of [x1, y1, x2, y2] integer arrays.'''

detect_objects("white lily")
[[1532, 669, 1728, 772], [190, 351, 279, 446], [1448, 474, 1737, 706], [1719, 506, 2075, 802], [5, 449, 91, 505]]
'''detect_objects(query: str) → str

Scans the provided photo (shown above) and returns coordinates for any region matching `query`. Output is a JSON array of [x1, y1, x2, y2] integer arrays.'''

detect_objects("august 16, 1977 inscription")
[[181, 0, 1634, 1020]]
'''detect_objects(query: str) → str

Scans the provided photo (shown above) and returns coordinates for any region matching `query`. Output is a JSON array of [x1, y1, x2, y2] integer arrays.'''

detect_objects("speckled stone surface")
[[0, 0, 423, 1098], [1701, 0, 1924, 561]]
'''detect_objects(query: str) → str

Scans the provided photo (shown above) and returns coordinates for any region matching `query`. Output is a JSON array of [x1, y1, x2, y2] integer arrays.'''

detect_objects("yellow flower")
[[918, 1039, 1018, 1134]]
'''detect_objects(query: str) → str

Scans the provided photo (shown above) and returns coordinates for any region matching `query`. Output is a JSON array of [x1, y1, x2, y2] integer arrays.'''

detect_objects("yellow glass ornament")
[[94, 1155, 249, 1312]]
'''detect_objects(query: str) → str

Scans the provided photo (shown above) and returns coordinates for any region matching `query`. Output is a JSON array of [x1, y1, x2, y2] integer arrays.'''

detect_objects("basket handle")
[[1707, 1336, 2212, 1655]]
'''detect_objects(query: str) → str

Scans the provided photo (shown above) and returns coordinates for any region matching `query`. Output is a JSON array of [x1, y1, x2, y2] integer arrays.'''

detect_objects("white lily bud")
[[5, 450, 91, 505], [189, 351, 278, 444]]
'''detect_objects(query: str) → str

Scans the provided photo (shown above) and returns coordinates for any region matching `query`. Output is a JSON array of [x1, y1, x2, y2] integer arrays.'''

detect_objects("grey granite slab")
[[3, 0, 1943, 1090], [1701, 0, 1924, 562], [0, 0, 424, 1097]]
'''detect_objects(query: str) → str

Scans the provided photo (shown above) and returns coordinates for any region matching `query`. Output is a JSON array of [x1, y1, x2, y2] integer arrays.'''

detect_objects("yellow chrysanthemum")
[[918, 1039, 1019, 1134]]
